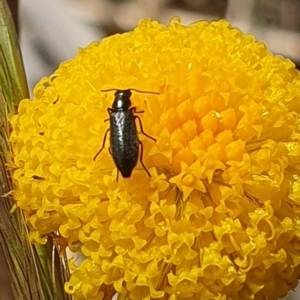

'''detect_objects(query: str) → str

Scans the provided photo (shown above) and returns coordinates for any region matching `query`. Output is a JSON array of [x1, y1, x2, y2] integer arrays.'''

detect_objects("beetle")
[[93, 88, 158, 181]]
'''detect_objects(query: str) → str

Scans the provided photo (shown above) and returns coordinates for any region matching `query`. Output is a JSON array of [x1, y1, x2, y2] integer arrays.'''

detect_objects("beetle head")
[[112, 89, 132, 110]]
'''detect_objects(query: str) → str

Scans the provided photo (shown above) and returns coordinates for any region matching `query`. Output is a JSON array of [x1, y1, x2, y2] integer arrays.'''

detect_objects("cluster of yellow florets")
[[10, 18, 300, 300]]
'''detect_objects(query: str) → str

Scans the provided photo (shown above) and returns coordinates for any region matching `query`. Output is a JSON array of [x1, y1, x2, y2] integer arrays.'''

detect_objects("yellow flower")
[[10, 17, 300, 300]]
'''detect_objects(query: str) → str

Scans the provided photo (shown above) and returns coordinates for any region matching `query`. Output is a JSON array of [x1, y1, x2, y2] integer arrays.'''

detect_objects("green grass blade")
[[0, 0, 28, 113]]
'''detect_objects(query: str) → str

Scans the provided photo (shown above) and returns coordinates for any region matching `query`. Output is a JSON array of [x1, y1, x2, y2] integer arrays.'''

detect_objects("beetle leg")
[[93, 129, 110, 161], [108, 147, 119, 182], [135, 116, 156, 142], [138, 140, 151, 177], [131, 107, 144, 114]]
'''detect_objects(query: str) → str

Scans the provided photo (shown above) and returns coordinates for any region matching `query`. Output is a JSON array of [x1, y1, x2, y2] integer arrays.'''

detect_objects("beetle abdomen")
[[110, 111, 139, 177]]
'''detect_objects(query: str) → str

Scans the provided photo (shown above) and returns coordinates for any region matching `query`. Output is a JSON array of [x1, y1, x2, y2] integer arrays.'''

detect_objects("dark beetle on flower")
[[93, 88, 158, 181]]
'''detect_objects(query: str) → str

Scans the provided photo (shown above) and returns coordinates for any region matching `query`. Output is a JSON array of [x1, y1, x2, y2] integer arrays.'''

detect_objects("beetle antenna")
[[130, 88, 160, 95], [101, 88, 159, 94], [101, 88, 118, 92]]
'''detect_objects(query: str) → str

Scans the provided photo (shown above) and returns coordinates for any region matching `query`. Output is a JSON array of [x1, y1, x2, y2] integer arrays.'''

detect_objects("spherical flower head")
[[10, 17, 300, 300]]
